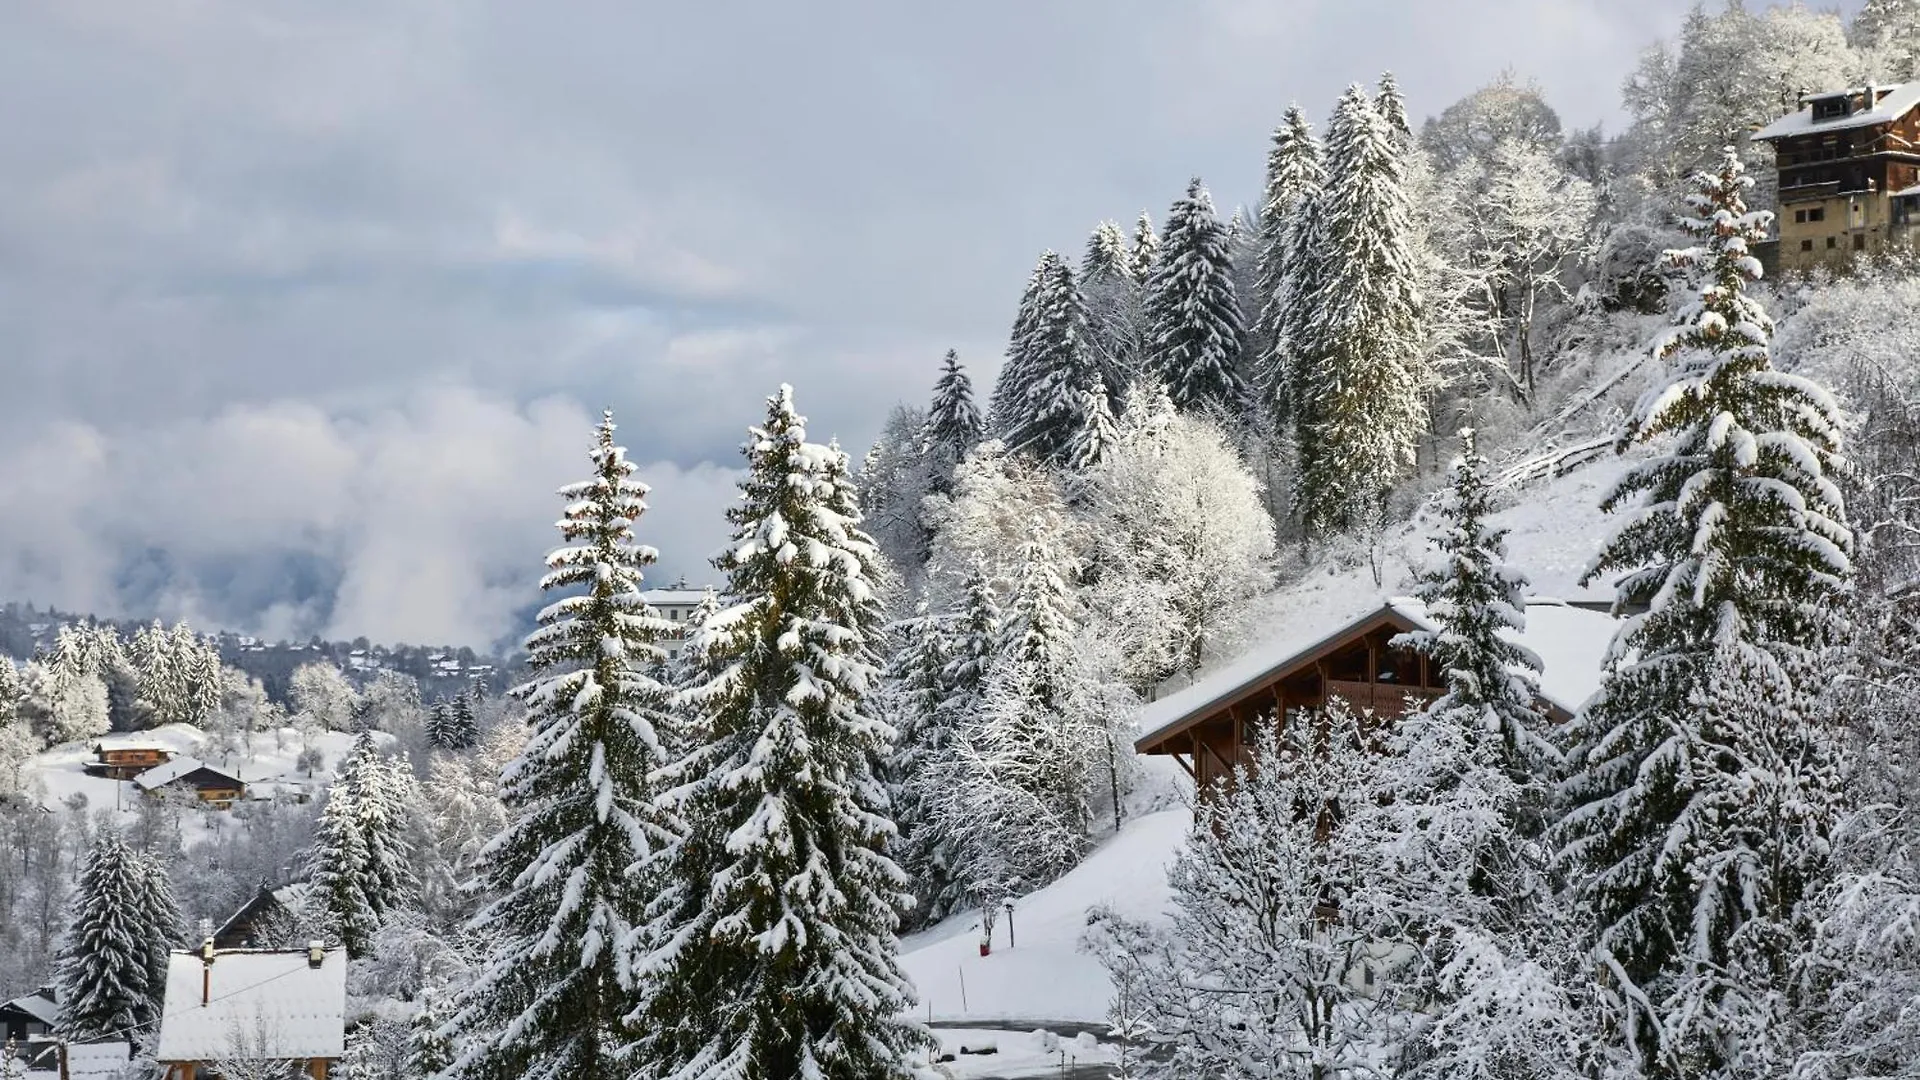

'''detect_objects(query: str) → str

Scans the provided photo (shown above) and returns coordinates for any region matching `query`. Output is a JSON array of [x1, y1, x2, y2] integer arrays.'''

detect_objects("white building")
[[155, 942, 347, 1080], [642, 582, 718, 660]]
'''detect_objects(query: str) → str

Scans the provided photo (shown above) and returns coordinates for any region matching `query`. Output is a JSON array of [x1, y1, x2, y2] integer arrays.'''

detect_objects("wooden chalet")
[[1135, 598, 1616, 794], [1754, 82, 1920, 272], [134, 757, 247, 808], [84, 738, 174, 781], [155, 942, 346, 1080], [0, 986, 57, 1043], [213, 882, 311, 950]]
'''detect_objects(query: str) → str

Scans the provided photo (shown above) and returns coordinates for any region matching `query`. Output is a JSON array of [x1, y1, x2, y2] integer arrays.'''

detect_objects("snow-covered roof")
[[62, 1042, 132, 1080], [133, 757, 243, 792], [1133, 598, 1618, 751], [2, 988, 59, 1026], [93, 736, 172, 754], [1894, 182, 1920, 198], [1753, 82, 1920, 140], [641, 588, 713, 606], [154, 948, 347, 1063]]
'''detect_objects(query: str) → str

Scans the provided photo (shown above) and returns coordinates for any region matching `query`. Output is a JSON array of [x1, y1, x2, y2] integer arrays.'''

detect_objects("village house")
[[212, 883, 311, 950], [1755, 81, 1920, 272], [154, 941, 346, 1080], [19, 1040, 133, 1080], [133, 758, 247, 808], [1134, 598, 1615, 793], [83, 737, 175, 781], [642, 582, 717, 660], [0, 986, 57, 1044]]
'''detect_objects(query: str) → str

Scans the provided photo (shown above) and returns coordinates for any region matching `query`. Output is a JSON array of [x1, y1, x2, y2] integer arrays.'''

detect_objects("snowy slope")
[[899, 446, 1644, 1028]]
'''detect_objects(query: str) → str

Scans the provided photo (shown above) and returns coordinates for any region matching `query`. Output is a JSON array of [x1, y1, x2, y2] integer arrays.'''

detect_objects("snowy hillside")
[[25, 723, 373, 834], [900, 445, 1641, 1028]]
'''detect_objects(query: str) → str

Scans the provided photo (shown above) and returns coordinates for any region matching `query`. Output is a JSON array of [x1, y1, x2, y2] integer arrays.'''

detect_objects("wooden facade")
[[1755, 84, 1920, 272], [86, 743, 174, 781], [1135, 607, 1447, 793]]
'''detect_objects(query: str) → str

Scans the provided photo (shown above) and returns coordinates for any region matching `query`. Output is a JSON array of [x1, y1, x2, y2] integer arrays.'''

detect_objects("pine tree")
[[425, 698, 453, 750], [990, 257, 1050, 439], [446, 692, 479, 750], [127, 846, 184, 1015], [1006, 252, 1099, 466], [406, 986, 457, 1080], [56, 830, 159, 1041], [1082, 221, 1143, 402], [1376, 70, 1412, 146], [1068, 380, 1121, 472], [443, 411, 683, 1080], [880, 606, 959, 930], [353, 741, 422, 918], [633, 385, 935, 1080], [1556, 149, 1853, 1079], [1255, 105, 1326, 425], [1127, 211, 1159, 288], [1145, 179, 1248, 417], [1294, 85, 1430, 537], [173, 624, 221, 728], [307, 778, 379, 955], [923, 350, 985, 493]]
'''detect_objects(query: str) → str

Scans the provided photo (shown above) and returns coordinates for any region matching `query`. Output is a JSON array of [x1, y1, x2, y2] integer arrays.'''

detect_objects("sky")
[[0, 0, 1726, 650]]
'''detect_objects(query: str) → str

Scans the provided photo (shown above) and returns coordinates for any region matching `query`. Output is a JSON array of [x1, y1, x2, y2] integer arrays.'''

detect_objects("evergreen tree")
[[1068, 380, 1121, 472], [307, 778, 379, 955], [990, 257, 1050, 438], [1376, 69, 1413, 146], [443, 411, 683, 1080], [56, 830, 159, 1040], [880, 606, 959, 930], [1294, 85, 1430, 537], [127, 846, 184, 1015], [406, 986, 457, 1080], [1556, 149, 1854, 1079], [1006, 252, 1099, 466], [1254, 105, 1325, 424], [1082, 221, 1143, 402], [923, 350, 985, 493], [1127, 211, 1159, 288], [633, 385, 935, 1080], [446, 692, 479, 750], [1145, 179, 1248, 417], [425, 698, 453, 750]]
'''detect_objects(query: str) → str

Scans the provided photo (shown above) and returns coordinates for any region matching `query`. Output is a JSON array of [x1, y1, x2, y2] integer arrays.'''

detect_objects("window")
[[1808, 206, 1826, 222], [1801, 239, 1814, 251], [1795, 209, 1807, 223], [1828, 236, 1838, 249], [1855, 233, 1867, 251]]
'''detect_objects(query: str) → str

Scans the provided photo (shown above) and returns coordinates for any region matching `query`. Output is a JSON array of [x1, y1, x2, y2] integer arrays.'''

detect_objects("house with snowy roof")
[[1754, 81, 1920, 271], [133, 758, 247, 808], [155, 941, 346, 1080], [0, 985, 58, 1043], [213, 883, 312, 950], [84, 738, 175, 780], [19, 1039, 133, 1080], [1134, 598, 1616, 794], [642, 582, 717, 659]]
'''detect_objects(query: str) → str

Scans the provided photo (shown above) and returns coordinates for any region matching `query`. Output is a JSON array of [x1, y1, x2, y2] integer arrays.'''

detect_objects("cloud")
[[0, 393, 742, 650]]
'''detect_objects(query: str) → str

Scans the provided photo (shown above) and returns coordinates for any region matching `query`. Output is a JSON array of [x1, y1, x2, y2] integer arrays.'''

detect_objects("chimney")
[[307, 940, 325, 969], [200, 936, 215, 1006]]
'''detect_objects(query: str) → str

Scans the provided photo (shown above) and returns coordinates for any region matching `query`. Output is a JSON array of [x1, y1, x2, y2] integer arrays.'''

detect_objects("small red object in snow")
[[979, 941, 991, 957]]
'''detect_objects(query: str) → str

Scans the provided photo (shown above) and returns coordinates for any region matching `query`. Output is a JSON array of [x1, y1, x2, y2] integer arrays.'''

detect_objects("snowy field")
[[929, 1028, 1119, 1078], [26, 722, 371, 838]]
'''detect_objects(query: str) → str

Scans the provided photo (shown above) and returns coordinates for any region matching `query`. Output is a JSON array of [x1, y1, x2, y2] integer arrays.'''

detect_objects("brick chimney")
[[200, 936, 215, 1005]]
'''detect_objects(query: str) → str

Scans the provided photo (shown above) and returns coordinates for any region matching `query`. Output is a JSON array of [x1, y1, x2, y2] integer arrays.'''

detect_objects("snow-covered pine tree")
[[56, 829, 160, 1041], [1127, 211, 1159, 288], [307, 776, 379, 955], [633, 386, 935, 1080], [442, 411, 683, 1080], [1068, 379, 1120, 473], [1083, 221, 1143, 403], [1396, 429, 1554, 808], [1376, 70, 1413, 146], [1145, 179, 1248, 417], [1006, 252, 1099, 467], [355, 743, 422, 919], [174, 624, 221, 728], [879, 605, 959, 930], [406, 985, 456, 1080], [1556, 148, 1854, 1080], [990, 256, 1050, 440], [1254, 105, 1326, 425], [127, 846, 184, 1016], [1294, 85, 1431, 537], [425, 698, 452, 750], [446, 692, 479, 750], [923, 350, 985, 494]]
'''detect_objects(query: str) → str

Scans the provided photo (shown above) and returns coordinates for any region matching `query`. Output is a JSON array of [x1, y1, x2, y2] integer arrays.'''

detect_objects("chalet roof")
[[1133, 598, 1618, 752], [154, 948, 347, 1063], [1753, 82, 1920, 140], [134, 757, 244, 793], [1, 988, 59, 1026], [93, 736, 172, 754], [641, 588, 714, 606]]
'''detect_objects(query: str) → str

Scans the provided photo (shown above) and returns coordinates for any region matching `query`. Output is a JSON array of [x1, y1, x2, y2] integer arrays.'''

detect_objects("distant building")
[[1754, 82, 1920, 272], [84, 738, 175, 781], [20, 1039, 132, 1080], [213, 883, 311, 950], [134, 758, 247, 808], [642, 582, 717, 660], [155, 942, 346, 1080]]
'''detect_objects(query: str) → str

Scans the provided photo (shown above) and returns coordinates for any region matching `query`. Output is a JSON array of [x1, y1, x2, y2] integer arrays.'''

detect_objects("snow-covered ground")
[[901, 447, 1641, 1031], [25, 723, 372, 837], [930, 1028, 1118, 1078]]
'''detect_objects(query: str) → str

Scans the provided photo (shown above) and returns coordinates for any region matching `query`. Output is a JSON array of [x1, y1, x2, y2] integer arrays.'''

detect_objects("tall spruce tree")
[[1293, 85, 1430, 537], [128, 846, 184, 1014], [445, 692, 479, 750], [633, 385, 935, 1080], [1145, 179, 1248, 417], [1068, 380, 1121, 473], [990, 257, 1050, 439], [56, 830, 159, 1041], [1006, 253, 1099, 466], [1375, 70, 1413, 146], [307, 780, 379, 955], [1082, 221, 1142, 403], [880, 605, 959, 930], [923, 350, 985, 493], [1555, 149, 1854, 1080], [1127, 211, 1159, 288], [442, 411, 683, 1080], [1254, 105, 1326, 425]]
